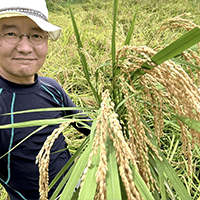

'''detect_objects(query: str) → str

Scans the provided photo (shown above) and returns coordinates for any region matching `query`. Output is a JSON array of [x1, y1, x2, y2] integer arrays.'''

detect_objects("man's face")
[[0, 16, 48, 84]]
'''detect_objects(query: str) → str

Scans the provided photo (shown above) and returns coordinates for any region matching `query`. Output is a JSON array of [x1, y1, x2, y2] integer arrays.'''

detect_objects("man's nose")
[[16, 35, 33, 54]]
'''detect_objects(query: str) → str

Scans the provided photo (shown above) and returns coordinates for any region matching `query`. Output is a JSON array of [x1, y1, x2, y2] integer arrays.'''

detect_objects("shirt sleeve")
[[39, 76, 92, 136], [62, 92, 92, 136]]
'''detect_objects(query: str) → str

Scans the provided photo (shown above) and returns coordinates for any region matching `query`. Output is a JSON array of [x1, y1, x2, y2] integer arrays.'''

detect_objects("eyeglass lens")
[[1, 32, 47, 45]]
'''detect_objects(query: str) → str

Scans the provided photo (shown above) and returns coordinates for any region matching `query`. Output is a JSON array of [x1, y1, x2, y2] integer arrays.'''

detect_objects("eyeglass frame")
[[0, 31, 49, 45]]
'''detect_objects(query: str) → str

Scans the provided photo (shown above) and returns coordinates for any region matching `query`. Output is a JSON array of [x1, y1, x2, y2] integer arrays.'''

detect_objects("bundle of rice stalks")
[[79, 90, 162, 200], [116, 41, 200, 176]]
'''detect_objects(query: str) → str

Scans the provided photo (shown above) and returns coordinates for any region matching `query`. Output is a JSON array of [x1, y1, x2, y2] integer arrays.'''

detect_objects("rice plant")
[[40, 1, 200, 199]]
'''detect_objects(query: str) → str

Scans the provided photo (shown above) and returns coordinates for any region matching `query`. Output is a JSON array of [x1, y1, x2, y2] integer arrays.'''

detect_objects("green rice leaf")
[[95, 62, 112, 91], [154, 154, 167, 199], [106, 136, 122, 200], [50, 121, 97, 199], [170, 58, 199, 70], [115, 93, 137, 112], [58, 120, 97, 200], [159, 154, 191, 200], [142, 118, 192, 200], [111, 0, 118, 101], [49, 136, 90, 191], [78, 166, 98, 200], [175, 114, 200, 132], [1, 107, 97, 116], [78, 147, 100, 200], [68, 4, 101, 105], [49, 164, 75, 200], [148, 153, 175, 200], [129, 162, 155, 200], [59, 143, 91, 200], [0, 118, 90, 129], [112, 0, 118, 68], [150, 27, 200, 65], [148, 155, 162, 200], [124, 9, 138, 45], [77, 117, 99, 199]]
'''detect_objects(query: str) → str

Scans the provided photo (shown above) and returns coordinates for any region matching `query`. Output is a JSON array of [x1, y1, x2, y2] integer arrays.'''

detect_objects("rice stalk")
[[36, 122, 70, 200]]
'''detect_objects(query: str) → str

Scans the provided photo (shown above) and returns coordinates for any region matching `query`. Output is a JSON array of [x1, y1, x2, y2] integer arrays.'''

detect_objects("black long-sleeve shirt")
[[0, 74, 91, 199]]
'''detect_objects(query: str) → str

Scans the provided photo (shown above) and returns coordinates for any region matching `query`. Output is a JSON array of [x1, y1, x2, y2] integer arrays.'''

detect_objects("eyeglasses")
[[0, 32, 48, 45]]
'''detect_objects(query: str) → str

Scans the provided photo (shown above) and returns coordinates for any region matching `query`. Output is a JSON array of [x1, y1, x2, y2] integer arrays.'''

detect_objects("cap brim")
[[0, 12, 62, 41]]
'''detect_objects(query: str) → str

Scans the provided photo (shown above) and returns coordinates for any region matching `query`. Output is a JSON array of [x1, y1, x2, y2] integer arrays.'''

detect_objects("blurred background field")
[[1, 0, 200, 199]]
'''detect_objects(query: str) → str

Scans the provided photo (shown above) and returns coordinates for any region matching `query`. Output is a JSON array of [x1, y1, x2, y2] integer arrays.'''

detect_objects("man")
[[0, 0, 91, 199]]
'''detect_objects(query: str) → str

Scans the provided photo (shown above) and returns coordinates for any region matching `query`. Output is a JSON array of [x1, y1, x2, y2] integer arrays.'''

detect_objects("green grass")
[[1, 0, 200, 199]]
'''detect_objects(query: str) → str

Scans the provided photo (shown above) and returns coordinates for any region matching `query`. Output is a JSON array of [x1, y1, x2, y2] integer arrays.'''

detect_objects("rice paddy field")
[[1, 0, 200, 199]]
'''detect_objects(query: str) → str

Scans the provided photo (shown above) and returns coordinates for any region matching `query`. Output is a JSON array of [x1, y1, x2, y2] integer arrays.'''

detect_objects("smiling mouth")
[[13, 58, 37, 60]]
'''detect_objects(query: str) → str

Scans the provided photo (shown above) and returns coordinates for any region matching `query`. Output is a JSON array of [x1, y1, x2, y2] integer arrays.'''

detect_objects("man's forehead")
[[0, 17, 42, 31], [0, 24, 42, 31]]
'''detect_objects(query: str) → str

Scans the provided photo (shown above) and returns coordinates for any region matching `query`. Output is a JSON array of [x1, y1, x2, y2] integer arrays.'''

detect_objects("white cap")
[[0, 0, 62, 41]]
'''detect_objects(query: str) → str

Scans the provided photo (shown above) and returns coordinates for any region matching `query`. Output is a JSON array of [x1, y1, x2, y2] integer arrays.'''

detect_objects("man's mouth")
[[12, 58, 37, 65], [13, 58, 37, 60]]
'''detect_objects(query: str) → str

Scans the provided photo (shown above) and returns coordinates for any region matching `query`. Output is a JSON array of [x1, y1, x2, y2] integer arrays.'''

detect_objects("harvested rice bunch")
[[116, 42, 200, 175]]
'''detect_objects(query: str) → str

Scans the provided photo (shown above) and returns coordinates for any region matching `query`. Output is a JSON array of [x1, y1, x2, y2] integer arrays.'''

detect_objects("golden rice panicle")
[[148, 85, 164, 145], [148, 59, 200, 132], [36, 122, 69, 200], [188, 49, 200, 68], [116, 43, 200, 175], [82, 90, 111, 199], [146, 62, 197, 174], [157, 13, 200, 49], [188, 49, 200, 88], [182, 50, 200, 88], [158, 13, 197, 33], [182, 51, 195, 81], [108, 111, 141, 200], [121, 82, 160, 190], [97, 89, 141, 199], [85, 90, 111, 169], [95, 90, 111, 200]]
